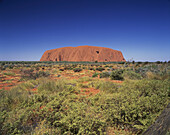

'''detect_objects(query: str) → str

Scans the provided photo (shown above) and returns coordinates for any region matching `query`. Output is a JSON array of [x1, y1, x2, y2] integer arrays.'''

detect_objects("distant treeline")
[[0, 61, 125, 65], [0, 61, 169, 65]]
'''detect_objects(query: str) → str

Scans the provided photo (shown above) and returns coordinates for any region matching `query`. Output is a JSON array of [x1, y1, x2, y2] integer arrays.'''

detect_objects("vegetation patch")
[[0, 61, 169, 134]]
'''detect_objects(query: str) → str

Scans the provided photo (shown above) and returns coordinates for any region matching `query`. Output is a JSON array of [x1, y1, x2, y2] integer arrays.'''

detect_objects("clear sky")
[[0, 0, 170, 61]]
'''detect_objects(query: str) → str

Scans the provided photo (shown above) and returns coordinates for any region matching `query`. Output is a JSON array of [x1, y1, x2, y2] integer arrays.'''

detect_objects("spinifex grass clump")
[[20, 69, 50, 80]]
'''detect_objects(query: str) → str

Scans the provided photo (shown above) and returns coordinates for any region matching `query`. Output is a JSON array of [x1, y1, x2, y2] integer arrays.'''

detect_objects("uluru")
[[40, 45, 126, 62]]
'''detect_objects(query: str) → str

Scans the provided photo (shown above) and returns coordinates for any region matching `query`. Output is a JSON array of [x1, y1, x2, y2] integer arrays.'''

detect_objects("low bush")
[[96, 67, 105, 72], [59, 69, 64, 71], [92, 72, 99, 77], [64, 66, 73, 70], [94, 81, 119, 93], [89, 67, 95, 71], [0, 66, 6, 70], [73, 68, 82, 72], [35, 71, 50, 78], [77, 77, 92, 82], [37, 78, 73, 94], [110, 70, 124, 80], [3, 72, 16, 76], [21, 70, 50, 80], [114, 79, 170, 130], [99, 72, 111, 78], [145, 71, 170, 80], [122, 70, 142, 80], [78, 83, 89, 88]]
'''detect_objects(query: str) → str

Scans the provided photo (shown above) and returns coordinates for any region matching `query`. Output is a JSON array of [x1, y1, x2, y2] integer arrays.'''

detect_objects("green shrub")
[[78, 83, 89, 88], [123, 70, 142, 80], [59, 68, 64, 71], [21, 70, 50, 80], [0, 66, 6, 70], [89, 67, 95, 71], [37, 79, 71, 94], [115, 79, 170, 129], [110, 70, 124, 80], [64, 66, 73, 70], [145, 71, 170, 80], [3, 72, 16, 76], [35, 71, 50, 78], [94, 81, 119, 93], [96, 67, 105, 72], [100, 72, 111, 78], [0, 84, 31, 112], [92, 72, 99, 77], [73, 68, 82, 72], [92, 79, 169, 133], [77, 77, 92, 82]]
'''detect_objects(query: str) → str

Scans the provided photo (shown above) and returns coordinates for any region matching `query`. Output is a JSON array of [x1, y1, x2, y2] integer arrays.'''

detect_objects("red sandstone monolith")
[[40, 45, 126, 62]]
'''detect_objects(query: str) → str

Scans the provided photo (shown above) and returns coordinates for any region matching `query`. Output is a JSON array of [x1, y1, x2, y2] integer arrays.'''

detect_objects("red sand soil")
[[31, 88, 37, 91], [111, 80, 123, 83], [80, 88, 100, 96], [0, 67, 123, 93], [0, 71, 21, 90]]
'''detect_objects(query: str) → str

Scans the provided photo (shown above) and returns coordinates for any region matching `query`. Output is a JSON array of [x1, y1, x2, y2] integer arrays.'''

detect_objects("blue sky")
[[0, 0, 170, 61]]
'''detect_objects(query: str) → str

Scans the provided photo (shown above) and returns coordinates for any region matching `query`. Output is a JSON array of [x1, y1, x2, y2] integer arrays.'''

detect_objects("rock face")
[[40, 45, 126, 62]]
